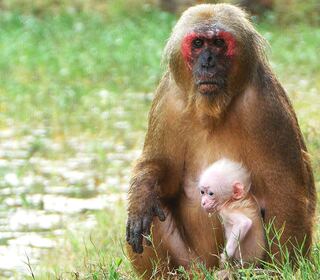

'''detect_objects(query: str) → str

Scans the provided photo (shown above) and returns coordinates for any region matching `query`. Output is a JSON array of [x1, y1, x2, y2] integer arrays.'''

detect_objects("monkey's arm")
[[221, 212, 252, 262], [245, 86, 316, 257], [127, 77, 186, 253], [126, 159, 167, 253]]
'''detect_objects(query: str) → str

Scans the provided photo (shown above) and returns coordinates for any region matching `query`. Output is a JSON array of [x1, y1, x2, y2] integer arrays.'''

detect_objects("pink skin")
[[200, 186, 219, 213], [198, 159, 254, 263], [200, 182, 253, 263], [181, 29, 236, 69], [200, 182, 245, 213]]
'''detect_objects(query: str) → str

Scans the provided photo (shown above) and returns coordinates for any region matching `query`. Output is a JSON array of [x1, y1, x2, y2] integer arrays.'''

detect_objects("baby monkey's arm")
[[221, 212, 252, 262]]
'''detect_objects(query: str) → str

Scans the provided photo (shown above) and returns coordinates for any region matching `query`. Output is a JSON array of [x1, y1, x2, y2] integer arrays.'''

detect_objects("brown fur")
[[126, 4, 316, 278]]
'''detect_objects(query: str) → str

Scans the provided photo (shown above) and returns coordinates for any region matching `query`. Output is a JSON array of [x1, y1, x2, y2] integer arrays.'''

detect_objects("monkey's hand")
[[126, 192, 166, 254]]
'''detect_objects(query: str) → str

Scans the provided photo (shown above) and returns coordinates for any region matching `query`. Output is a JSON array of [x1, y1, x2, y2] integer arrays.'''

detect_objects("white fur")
[[199, 158, 251, 199]]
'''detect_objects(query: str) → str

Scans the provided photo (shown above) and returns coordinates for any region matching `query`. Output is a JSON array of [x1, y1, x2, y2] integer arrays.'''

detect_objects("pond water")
[[0, 127, 137, 278]]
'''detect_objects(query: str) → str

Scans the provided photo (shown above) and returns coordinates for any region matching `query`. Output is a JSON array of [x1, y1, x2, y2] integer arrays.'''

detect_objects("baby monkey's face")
[[199, 180, 247, 213], [199, 186, 220, 212], [198, 159, 250, 213]]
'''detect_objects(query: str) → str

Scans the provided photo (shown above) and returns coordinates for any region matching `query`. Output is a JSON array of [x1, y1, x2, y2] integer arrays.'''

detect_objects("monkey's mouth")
[[204, 201, 219, 213], [196, 81, 221, 94], [204, 206, 217, 213]]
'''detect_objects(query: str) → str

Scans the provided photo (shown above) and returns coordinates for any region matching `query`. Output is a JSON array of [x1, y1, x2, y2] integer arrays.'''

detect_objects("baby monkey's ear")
[[232, 182, 245, 200]]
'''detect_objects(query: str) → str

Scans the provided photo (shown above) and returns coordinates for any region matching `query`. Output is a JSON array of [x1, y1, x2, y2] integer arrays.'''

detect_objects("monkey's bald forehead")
[[181, 4, 248, 26], [193, 23, 230, 34]]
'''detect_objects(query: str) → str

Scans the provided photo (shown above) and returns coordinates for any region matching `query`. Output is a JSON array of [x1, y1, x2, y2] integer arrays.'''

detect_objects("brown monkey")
[[199, 158, 265, 266], [126, 4, 315, 278]]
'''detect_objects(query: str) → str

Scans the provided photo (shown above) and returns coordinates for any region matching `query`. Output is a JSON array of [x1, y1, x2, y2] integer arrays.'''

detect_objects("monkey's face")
[[200, 186, 218, 212], [181, 28, 236, 96], [199, 180, 234, 212]]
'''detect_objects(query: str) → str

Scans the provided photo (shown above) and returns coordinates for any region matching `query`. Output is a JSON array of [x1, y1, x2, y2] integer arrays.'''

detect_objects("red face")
[[181, 29, 236, 95]]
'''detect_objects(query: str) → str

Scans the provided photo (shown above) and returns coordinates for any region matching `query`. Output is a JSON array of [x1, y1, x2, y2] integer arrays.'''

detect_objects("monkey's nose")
[[200, 50, 216, 68], [202, 57, 215, 68]]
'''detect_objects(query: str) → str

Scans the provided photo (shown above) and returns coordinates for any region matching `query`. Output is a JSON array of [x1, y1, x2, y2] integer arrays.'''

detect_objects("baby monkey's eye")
[[200, 190, 205, 195], [209, 192, 214, 196]]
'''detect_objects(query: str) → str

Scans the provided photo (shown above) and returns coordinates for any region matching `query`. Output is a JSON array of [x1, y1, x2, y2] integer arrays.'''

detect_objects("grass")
[[0, 7, 174, 137], [32, 203, 134, 280], [0, 2, 319, 279]]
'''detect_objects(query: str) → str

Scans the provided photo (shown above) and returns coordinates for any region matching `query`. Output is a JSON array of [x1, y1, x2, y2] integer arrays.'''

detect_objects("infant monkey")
[[199, 158, 265, 266]]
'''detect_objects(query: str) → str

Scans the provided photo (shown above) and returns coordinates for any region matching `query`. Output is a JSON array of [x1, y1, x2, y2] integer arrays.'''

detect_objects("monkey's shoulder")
[[150, 77, 186, 118], [237, 87, 303, 155], [220, 197, 261, 220]]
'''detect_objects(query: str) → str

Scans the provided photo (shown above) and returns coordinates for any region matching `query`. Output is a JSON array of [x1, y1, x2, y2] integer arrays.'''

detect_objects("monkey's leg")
[[127, 210, 194, 279], [157, 209, 196, 267], [264, 195, 313, 262], [126, 242, 168, 279], [126, 224, 169, 280]]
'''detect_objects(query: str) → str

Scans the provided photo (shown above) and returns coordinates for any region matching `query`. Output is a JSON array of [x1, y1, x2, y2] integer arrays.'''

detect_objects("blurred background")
[[0, 0, 319, 279]]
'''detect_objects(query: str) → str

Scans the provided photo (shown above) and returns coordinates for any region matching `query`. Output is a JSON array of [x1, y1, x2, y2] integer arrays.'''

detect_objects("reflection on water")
[[0, 127, 133, 278]]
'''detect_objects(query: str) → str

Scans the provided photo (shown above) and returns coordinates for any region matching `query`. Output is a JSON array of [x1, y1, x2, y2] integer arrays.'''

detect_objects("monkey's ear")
[[232, 182, 244, 200]]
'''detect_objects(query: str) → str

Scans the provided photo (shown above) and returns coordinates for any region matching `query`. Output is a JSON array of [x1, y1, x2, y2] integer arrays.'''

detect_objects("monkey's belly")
[[177, 194, 223, 266]]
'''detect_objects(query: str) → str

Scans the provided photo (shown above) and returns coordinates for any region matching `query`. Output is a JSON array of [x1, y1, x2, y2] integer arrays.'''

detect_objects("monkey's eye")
[[213, 38, 225, 48], [192, 38, 204, 48], [209, 192, 214, 196], [200, 190, 205, 195]]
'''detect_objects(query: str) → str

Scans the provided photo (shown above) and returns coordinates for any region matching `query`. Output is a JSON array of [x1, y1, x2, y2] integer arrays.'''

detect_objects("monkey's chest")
[[182, 133, 241, 202]]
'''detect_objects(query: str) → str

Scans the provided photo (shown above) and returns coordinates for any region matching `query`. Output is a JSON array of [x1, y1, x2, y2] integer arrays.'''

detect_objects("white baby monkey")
[[199, 158, 265, 266]]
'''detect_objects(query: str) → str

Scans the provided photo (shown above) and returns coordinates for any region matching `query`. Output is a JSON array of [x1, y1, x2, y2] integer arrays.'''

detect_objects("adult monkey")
[[126, 3, 315, 277]]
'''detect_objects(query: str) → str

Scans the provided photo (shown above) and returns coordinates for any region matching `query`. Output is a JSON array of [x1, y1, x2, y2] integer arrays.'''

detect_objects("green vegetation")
[[0, 6, 174, 139], [0, 1, 319, 279]]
